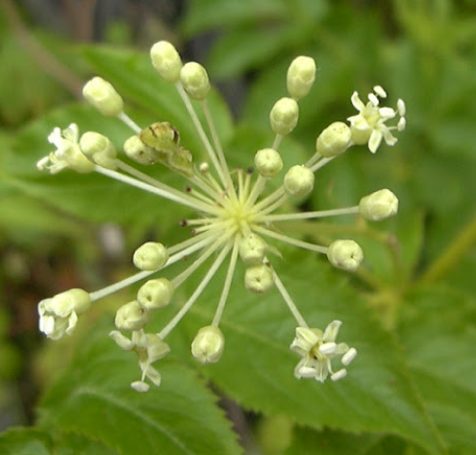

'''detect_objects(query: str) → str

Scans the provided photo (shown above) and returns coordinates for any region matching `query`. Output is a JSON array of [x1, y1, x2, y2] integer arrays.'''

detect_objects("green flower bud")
[[137, 278, 174, 310], [133, 242, 168, 271], [270, 97, 299, 136], [150, 41, 183, 83], [284, 165, 314, 198], [359, 189, 398, 221], [123, 135, 155, 165], [316, 122, 352, 157], [286, 56, 316, 100], [245, 264, 274, 294], [191, 325, 225, 364], [180, 62, 210, 100], [239, 233, 267, 265], [254, 148, 283, 178], [83, 77, 123, 117], [327, 240, 363, 272], [115, 300, 151, 331], [79, 132, 118, 169]]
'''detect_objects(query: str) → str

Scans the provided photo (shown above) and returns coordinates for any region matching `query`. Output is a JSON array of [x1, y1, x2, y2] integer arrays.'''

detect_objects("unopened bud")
[[137, 278, 174, 310], [284, 165, 314, 197], [150, 41, 183, 83], [359, 189, 398, 221], [254, 148, 283, 178], [245, 264, 274, 294], [270, 97, 299, 136], [191, 326, 225, 364], [115, 300, 151, 331], [133, 242, 168, 271], [316, 122, 352, 157], [50, 288, 91, 318], [180, 62, 210, 100], [239, 234, 267, 265], [327, 240, 363, 272], [287, 56, 316, 100], [124, 135, 155, 165], [80, 132, 118, 169], [83, 77, 123, 117]]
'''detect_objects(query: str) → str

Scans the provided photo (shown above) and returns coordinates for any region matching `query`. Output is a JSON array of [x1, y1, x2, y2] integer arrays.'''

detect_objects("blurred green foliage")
[[1, 0, 476, 454]]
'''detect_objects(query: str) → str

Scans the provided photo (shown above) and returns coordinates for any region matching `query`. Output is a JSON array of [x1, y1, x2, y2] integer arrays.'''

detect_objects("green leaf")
[[399, 285, 476, 454], [283, 427, 390, 455], [181, 0, 287, 36], [0, 429, 51, 455], [173, 254, 443, 454], [0, 428, 119, 455], [206, 25, 302, 80], [38, 322, 242, 455]]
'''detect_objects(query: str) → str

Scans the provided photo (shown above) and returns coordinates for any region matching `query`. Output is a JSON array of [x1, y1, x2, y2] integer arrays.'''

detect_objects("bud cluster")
[[35, 39, 406, 391]]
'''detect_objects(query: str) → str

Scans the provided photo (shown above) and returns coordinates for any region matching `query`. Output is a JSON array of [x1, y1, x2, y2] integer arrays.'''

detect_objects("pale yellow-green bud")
[[82, 77, 123, 117], [239, 234, 267, 265], [284, 165, 314, 198], [150, 41, 183, 83], [359, 189, 398, 221], [316, 122, 352, 157], [269, 97, 299, 136], [79, 132, 118, 169], [327, 240, 363, 272], [114, 300, 151, 331], [56, 143, 95, 174], [245, 264, 274, 294], [133, 242, 168, 271], [254, 148, 283, 178], [180, 62, 210, 100], [137, 278, 174, 310], [123, 135, 155, 165], [286, 56, 316, 100], [49, 288, 91, 318], [191, 326, 225, 364]]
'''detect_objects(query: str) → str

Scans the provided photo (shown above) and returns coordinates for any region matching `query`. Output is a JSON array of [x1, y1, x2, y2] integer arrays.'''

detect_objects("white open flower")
[[36, 41, 405, 389], [290, 320, 357, 382], [110, 329, 170, 392], [37, 124, 95, 174], [347, 86, 406, 153], [38, 288, 91, 340]]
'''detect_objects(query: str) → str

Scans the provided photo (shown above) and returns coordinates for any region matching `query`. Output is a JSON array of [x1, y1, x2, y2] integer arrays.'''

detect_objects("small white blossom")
[[347, 87, 406, 153], [110, 330, 170, 392], [38, 288, 91, 340], [37, 124, 95, 174], [290, 320, 356, 382]]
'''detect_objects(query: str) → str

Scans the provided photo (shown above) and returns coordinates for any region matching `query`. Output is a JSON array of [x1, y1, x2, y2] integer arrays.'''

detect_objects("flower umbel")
[[37, 41, 405, 391]]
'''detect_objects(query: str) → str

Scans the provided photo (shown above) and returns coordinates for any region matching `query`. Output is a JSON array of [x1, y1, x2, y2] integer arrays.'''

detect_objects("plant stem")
[[420, 211, 476, 283]]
